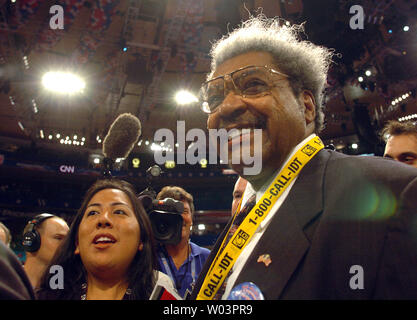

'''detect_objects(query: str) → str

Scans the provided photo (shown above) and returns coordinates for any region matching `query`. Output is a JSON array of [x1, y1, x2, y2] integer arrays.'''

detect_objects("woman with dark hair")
[[37, 179, 159, 300]]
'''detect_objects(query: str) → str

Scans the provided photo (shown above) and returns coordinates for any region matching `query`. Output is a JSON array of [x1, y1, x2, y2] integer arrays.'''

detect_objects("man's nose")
[[217, 91, 247, 121]]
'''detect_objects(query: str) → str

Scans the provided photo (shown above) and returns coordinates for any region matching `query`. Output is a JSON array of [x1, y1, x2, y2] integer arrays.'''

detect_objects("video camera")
[[138, 165, 184, 245]]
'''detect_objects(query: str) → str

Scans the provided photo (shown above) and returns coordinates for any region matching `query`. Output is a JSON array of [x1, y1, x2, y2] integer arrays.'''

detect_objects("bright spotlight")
[[358, 76, 364, 82], [403, 26, 410, 32], [351, 143, 358, 149], [42, 71, 85, 94], [365, 70, 372, 77], [151, 143, 162, 151], [175, 90, 198, 105]]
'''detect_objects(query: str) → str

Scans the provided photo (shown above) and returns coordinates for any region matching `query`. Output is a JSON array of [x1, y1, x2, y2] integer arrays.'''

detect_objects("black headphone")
[[22, 213, 55, 252]]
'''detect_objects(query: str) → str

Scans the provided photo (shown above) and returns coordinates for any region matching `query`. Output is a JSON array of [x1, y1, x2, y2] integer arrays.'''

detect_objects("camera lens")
[[149, 211, 183, 245], [156, 221, 170, 236]]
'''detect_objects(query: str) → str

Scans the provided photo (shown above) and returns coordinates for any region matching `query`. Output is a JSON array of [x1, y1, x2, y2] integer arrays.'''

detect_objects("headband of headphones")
[[26, 213, 55, 230]]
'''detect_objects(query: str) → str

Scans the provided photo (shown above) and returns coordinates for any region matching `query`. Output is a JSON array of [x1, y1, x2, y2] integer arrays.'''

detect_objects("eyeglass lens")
[[202, 66, 275, 112]]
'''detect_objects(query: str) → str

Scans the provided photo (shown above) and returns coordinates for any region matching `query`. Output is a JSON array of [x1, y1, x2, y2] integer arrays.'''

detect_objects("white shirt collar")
[[242, 133, 317, 204]]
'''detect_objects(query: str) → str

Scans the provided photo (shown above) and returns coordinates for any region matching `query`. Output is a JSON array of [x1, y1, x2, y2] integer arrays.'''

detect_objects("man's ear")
[[138, 242, 144, 251], [301, 90, 316, 125]]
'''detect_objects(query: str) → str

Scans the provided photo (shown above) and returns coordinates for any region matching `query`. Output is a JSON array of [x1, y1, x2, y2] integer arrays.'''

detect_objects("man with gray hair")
[[192, 15, 417, 300], [382, 120, 417, 168]]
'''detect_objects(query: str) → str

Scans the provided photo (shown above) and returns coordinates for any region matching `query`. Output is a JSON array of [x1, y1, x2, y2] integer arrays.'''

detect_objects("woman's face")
[[75, 188, 143, 278]]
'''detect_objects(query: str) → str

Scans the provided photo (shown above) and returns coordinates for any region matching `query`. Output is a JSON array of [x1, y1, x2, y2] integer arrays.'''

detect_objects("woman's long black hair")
[[37, 178, 157, 300]]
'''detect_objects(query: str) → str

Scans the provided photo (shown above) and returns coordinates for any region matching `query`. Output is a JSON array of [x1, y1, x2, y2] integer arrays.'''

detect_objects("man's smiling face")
[[207, 51, 316, 183]]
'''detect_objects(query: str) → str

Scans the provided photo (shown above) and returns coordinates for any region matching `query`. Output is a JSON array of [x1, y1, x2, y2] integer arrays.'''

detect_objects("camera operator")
[[156, 186, 210, 299]]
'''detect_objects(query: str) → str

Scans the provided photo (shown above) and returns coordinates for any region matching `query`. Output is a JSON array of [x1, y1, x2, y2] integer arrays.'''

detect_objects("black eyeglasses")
[[200, 65, 289, 114]]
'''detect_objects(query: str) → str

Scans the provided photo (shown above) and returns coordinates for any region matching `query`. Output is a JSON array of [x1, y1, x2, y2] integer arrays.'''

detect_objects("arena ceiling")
[[1, 0, 417, 159]]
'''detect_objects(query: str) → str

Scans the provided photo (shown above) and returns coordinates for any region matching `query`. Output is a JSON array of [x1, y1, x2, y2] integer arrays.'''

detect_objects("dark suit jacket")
[[0, 242, 35, 300], [191, 149, 417, 299]]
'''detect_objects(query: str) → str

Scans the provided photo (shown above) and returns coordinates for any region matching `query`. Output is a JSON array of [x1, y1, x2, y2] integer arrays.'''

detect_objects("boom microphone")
[[102, 113, 141, 177], [103, 113, 142, 160]]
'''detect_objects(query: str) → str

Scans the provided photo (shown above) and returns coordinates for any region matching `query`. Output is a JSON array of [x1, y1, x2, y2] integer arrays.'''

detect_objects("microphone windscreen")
[[102, 113, 141, 160]]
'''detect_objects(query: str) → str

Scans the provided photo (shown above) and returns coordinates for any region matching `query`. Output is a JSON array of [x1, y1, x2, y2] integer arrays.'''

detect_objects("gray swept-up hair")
[[208, 14, 335, 133]]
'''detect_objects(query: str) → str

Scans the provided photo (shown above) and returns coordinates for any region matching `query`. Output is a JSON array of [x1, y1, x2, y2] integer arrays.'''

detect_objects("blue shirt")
[[157, 242, 210, 299]]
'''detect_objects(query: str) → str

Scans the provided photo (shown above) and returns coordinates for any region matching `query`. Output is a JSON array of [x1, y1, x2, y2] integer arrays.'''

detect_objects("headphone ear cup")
[[22, 213, 54, 252], [22, 229, 41, 252]]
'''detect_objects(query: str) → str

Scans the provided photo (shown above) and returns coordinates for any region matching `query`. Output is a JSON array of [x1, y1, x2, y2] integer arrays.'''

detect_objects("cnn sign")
[[59, 165, 75, 174]]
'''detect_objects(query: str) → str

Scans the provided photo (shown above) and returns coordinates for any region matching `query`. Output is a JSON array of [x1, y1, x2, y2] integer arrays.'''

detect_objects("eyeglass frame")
[[200, 65, 290, 114]]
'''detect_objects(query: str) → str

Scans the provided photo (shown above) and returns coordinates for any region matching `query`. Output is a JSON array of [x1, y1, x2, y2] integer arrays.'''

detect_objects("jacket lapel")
[[190, 216, 233, 299], [232, 150, 331, 299]]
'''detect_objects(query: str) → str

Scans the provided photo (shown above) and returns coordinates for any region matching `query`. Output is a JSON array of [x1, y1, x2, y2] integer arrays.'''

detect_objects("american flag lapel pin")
[[257, 254, 272, 267]]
